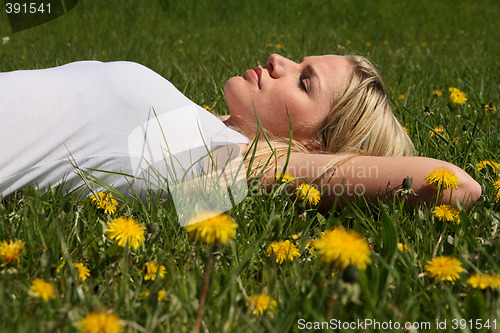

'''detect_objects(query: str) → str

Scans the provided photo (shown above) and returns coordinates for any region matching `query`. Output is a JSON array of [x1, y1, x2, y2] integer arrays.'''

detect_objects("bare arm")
[[265, 153, 482, 211]]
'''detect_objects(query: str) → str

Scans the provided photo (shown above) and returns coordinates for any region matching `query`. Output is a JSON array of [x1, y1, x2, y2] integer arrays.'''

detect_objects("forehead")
[[303, 55, 351, 77], [303, 55, 353, 100]]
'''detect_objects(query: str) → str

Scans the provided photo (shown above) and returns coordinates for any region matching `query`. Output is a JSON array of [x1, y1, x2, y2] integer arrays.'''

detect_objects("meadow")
[[0, 0, 499, 332]]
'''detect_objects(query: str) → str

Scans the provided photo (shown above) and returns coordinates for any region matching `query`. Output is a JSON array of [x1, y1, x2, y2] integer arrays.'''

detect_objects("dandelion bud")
[[402, 177, 413, 190], [39, 252, 50, 270], [342, 264, 359, 284], [489, 102, 496, 113], [269, 214, 283, 237], [422, 105, 432, 116], [148, 222, 160, 236]]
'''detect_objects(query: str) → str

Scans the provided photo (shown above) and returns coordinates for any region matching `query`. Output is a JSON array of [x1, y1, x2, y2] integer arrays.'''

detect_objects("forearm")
[[315, 156, 482, 211]]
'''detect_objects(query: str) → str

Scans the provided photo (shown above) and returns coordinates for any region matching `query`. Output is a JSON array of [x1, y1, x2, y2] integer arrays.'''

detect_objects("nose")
[[266, 54, 295, 78]]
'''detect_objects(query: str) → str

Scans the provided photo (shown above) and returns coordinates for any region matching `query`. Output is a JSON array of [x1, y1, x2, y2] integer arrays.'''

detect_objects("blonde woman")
[[0, 54, 481, 211], [223, 54, 481, 210]]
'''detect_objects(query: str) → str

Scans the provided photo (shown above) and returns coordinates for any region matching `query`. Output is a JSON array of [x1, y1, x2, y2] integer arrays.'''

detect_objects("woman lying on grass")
[[0, 53, 481, 211]]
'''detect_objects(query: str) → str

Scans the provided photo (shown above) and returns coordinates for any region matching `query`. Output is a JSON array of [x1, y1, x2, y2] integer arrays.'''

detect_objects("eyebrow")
[[300, 57, 321, 93]]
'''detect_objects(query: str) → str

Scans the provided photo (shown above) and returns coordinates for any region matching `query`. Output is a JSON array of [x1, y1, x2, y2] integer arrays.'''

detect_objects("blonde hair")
[[239, 54, 415, 178]]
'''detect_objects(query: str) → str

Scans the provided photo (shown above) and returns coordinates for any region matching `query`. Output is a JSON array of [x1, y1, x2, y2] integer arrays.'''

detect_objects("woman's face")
[[224, 54, 352, 145]]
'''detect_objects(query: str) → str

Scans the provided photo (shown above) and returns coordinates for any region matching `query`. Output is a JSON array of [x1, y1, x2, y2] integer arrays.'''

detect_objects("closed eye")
[[299, 76, 310, 93], [298, 57, 320, 94]]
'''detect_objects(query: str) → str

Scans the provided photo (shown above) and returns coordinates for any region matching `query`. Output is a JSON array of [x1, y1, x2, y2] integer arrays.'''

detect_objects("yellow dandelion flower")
[[346, 40, 351, 45], [0, 239, 25, 266], [312, 226, 372, 270], [466, 273, 498, 290], [424, 167, 459, 190], [429, 125, 449, 139], [494, 179, 500, 201], [306, 240, 315, 253], [476, 160, 500, 174], [403, 127, 409, 134], [275, 172, 295, 184], [201, 104, 212, 110], [30, 278, 56, 302], [494, 179, 500, 190], [246, 294, 277, 316], [448, 87, 467, 105], [365, 41, 372, 47], [105, 217, 146, 249], [77, 310, 124, 333], [90, 192, 118, 215], [397, 243, 409, 252], [296, 184, 321, 206], [140, 289, 168, 301], [432, 205, 460, 223], [398, 94, 405, 100], [425, 256, 464, 283], [267, 43, 273, 48], [57, 261, 65, 274], [275, 43, 282, 49], [184, 211, 237, 244], [74, 263, 90, 282], [143, 261, 167, 281], [490, 275, 500, 290], [433, 90, 442, 96], [482, 103, 497, 113], [267, 240, 300, 264], [157, 289, 167, 301]]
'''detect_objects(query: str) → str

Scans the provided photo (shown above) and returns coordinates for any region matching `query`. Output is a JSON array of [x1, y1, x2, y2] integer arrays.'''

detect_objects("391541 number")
[[451, 319, 497, 330], [5, 2, 51, 14]]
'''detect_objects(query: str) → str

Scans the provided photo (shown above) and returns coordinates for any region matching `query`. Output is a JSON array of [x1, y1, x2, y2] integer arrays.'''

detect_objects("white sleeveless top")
[[0, 61, 249, 198]]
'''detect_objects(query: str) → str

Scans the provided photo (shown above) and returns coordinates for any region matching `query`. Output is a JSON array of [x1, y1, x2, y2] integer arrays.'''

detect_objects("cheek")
[[285, 97, 325, 135]]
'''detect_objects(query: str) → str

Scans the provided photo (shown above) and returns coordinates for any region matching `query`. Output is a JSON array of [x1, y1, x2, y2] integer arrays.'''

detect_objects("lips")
[[244, 68, 260, 88]]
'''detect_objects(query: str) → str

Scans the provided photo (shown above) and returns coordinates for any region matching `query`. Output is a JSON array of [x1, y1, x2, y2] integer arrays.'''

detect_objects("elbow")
[[455, 176, 482, 210], [469, 178, 482, 203]]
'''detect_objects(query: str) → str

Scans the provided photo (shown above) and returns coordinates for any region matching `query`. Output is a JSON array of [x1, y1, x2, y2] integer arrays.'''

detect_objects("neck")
[[222, 115, 239, 131], [223, 116, 255, 139]]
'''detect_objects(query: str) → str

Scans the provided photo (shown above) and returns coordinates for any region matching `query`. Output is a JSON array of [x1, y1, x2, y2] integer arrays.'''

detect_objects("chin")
[[224, 78, 250, 116], [223, 76, 243, 94]]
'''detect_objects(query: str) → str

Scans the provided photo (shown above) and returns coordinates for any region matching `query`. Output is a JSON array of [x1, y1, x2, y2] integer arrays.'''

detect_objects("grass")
[[1, 0, 500, 332]]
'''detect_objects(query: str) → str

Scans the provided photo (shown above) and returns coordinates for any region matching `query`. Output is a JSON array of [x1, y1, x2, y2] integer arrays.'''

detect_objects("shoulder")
[[89, 61, 178, 102], [89, 61, 166, 83], [51, 61, 167, 84], [97, 61, 157, 74]]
